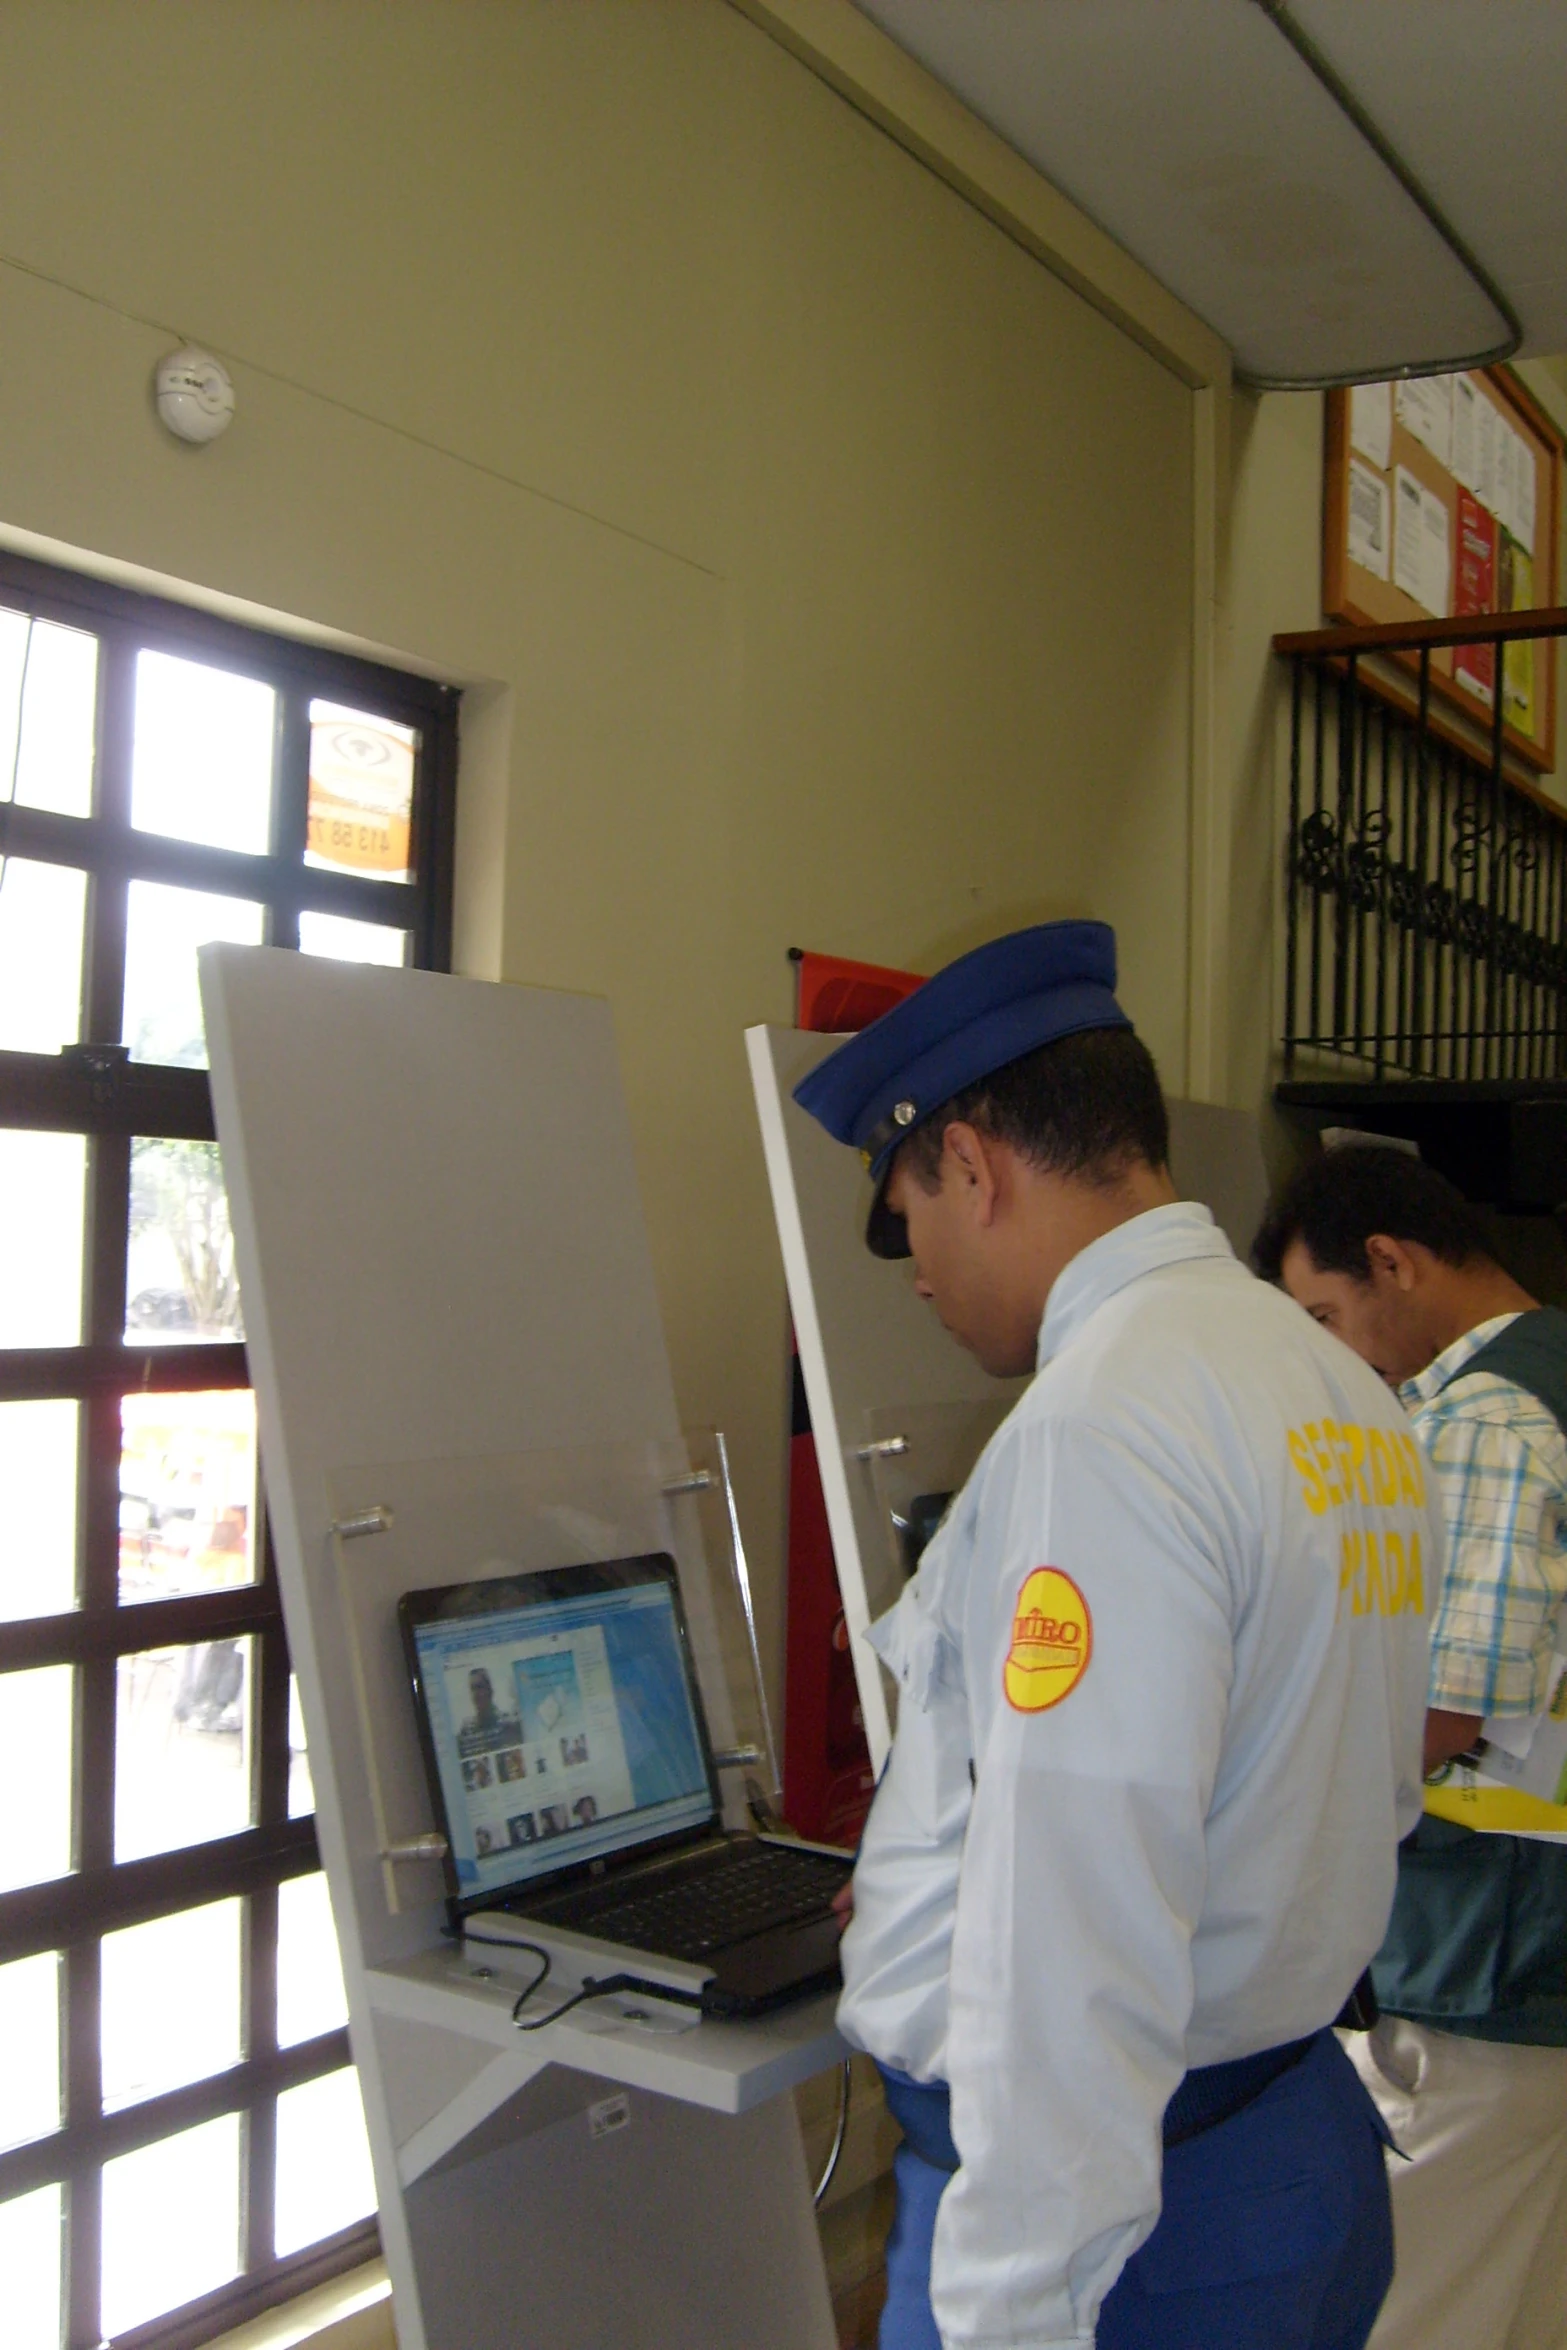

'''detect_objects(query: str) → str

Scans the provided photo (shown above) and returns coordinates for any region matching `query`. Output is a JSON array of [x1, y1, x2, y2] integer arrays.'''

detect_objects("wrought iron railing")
[[1279, 609, 1567, 1081]]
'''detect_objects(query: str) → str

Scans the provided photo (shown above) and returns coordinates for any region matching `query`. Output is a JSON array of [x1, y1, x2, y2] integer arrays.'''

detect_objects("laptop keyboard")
[[547, 1842, 847, 1962]]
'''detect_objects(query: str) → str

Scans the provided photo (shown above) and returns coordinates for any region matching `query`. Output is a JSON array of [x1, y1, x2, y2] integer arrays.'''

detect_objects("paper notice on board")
[[1422, 485, 1453, 617], [1398, 376, 1453, 469], [1394, 466, 1451, 616], [1393, 469, 1424, 602], [1347, 458, 1390, 579], [1476, 395, 1499, 515], [1452, 375, 1480, 495], [1350, 382, 1392, 472], [1514, 433, 1537, 556], [1493, 415, 1537, 553], [1495, 419, 1519, 542]]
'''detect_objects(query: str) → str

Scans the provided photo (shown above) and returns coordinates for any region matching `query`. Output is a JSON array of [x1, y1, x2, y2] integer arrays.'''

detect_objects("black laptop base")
[[491, 1832, 852, 2018]]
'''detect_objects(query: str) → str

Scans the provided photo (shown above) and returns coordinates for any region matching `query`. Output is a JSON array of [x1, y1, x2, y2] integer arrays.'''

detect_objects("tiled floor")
[[834, 2263, 889, 2348]]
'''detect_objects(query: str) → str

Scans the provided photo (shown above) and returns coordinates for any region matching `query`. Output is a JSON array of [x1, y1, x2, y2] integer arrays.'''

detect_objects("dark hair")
[[1251, 1145, 1490, 1283], [902, 1024, 1169, 1192]]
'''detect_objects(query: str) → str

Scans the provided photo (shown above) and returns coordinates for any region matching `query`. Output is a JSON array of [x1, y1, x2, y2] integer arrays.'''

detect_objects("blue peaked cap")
[[792, 920, 1130, 1257]]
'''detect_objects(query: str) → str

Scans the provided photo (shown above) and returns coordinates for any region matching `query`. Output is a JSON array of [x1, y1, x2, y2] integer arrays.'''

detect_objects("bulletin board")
[[1323, 367, 1563, 770]]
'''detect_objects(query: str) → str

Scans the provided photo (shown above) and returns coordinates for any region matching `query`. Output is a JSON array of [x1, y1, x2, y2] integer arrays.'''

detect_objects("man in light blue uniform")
[[793, 922, 1436, 2350]]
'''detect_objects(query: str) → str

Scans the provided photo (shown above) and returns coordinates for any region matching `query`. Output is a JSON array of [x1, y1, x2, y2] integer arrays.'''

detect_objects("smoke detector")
[[154, 347, 235, 444]]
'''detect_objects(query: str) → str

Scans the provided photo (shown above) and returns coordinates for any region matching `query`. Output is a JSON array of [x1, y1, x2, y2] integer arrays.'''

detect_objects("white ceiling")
[[849, 0, 1567, 384]]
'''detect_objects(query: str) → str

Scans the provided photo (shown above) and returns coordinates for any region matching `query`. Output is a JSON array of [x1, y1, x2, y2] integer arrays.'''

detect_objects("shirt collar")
[[1036, 1200, 1236, 1371], [1398, 1311, 1526, 1410]]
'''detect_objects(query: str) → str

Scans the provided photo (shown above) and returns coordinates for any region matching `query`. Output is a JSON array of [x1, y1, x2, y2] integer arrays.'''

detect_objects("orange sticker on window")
[[1003, 1568, 1092, 1713]]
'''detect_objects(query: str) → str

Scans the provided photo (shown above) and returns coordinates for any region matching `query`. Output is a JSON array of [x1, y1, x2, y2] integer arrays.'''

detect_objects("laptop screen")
[[402, 1558, 716, 1903]]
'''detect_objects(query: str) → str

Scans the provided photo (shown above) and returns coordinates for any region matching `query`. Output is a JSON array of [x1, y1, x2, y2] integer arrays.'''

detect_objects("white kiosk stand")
[[747, 1027, 1269, 1771], [201, 950, 844, 2350]]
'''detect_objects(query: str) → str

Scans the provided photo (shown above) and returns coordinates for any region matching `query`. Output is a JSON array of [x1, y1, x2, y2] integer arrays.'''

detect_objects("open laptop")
[[399, 1553, 851, 2017]]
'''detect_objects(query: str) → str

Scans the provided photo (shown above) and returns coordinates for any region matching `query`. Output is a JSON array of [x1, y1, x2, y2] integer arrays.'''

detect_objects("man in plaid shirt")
[[1257, 1145, 1567, 2350]]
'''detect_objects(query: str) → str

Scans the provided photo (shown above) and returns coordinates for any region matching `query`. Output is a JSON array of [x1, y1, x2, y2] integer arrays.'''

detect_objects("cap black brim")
[[866, 1180, 911, 1259]]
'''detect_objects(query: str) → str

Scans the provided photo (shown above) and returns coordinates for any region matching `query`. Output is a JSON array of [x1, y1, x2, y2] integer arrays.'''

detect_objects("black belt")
[[878, 2029, 1323, 2174], [1160, 2033, 1318, 2147]]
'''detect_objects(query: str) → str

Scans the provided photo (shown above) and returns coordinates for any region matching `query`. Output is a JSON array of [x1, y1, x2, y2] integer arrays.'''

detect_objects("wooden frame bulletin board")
[[1324, 368, 1563, 770]]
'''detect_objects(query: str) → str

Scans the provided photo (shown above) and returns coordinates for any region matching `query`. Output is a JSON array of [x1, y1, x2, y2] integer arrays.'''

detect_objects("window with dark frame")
[[0, 549, 458, 2350]]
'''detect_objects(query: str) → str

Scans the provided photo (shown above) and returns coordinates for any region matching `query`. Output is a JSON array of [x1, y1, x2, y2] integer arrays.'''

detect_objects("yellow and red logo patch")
[[1003, 1568, 1092, 1713]]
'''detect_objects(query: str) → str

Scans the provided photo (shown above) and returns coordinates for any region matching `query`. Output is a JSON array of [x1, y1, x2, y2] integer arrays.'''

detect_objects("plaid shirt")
[[1400, 1313, 1567, 1717]]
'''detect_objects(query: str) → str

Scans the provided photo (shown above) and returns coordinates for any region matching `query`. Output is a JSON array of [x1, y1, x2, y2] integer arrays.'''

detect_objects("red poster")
[[782, 951, 923, 1843], [1454, 490, 1496, 705], [783, 1341, 877, 1844]]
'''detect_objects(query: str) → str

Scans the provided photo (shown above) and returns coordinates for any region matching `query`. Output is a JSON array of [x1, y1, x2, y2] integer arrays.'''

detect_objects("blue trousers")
[[879, 2031, 1394, 2350]]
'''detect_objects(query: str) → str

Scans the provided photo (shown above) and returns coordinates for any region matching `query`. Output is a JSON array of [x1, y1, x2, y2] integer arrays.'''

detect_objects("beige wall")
[[1221, 386, 1325, 1113], [0, 0, 1201, 1717]]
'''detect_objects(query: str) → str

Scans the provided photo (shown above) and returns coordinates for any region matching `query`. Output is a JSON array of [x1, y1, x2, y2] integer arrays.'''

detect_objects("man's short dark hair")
[[1251, 1145, 1490, 1283], [902, 1024, 1169, 1192]]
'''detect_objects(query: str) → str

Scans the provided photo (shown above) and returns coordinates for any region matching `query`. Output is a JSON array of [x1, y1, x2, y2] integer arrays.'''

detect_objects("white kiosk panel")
[[202, 952, 839, 2350]]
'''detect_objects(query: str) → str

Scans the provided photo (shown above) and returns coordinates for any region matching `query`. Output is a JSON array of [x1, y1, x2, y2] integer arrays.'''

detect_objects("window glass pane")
[[288, 1675, 314, 1819], [119, 1391, 256, 1604], [275, 2068, 375, 2256], [278, 1874, 348, 2047], [0, 1131, 84, 1348], [131, 650, 274, 855], [116, 1638, 252, 1862], [127, 1139, 244, 1345], [298, 910, 408, 968], [0, 859, 87, 1054], [0, 608, 97, 817], [0, 1953, 60, 2152], [101, 2112, 240, 2337], [122, 882, 264, 1068], [306, 701, 416, 883], [0, 1665, 72, 1892], [102, 1899, 241, 2112], [0, 1400, 78, 1622], [0, 2182, 63, 2350]]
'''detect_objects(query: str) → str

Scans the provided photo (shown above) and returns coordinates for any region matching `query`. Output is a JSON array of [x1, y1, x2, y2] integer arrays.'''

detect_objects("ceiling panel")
[[850, 0, 1547, 383], [1292, 0, 1567, 354]]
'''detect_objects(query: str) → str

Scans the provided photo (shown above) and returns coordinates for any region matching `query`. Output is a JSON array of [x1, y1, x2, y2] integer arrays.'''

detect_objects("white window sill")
[[206, 2261, 393, 2350]]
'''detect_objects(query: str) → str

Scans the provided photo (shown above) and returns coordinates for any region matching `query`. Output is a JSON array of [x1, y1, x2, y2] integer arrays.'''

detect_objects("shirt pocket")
[[872, 1596, 971, 1843]]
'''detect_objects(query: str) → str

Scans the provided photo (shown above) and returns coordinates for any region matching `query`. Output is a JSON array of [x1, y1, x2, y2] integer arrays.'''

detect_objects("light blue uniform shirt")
[[837, 1203, 1436, 2349]]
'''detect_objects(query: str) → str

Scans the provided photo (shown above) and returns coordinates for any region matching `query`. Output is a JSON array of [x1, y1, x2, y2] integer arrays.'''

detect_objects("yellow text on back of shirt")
[[1287, 1420, 1426, 1516], [1338, 1523, 1426, 1618]]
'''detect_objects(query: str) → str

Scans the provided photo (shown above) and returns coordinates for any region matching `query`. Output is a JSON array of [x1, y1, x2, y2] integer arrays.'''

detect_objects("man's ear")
[[1366, 1232, 1420, 1292], [941, 1121, 1003, 1226]]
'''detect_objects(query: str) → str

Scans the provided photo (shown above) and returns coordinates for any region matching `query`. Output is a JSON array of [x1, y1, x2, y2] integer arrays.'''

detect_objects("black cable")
[[463, 1929, 651, 2032], [813, 2059, 853, 2208], [514, 1972, 648, 2032]]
